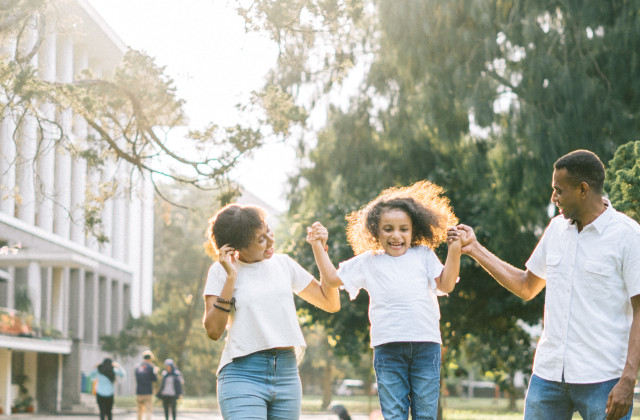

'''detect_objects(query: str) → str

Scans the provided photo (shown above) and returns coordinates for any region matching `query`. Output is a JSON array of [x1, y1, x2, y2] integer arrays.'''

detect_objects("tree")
[[605, 140, 640, 222]]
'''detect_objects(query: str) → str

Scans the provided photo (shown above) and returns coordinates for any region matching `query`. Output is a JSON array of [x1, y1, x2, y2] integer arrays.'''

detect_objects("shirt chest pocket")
[[583, 260, 616, 299]]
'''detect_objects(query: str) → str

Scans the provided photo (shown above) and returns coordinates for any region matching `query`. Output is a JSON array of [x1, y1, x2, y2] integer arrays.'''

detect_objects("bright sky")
[[87, 0, 295, 212]]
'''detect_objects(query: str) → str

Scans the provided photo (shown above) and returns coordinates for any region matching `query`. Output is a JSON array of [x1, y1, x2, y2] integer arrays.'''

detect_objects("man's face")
[[551, 168, 583, 221]]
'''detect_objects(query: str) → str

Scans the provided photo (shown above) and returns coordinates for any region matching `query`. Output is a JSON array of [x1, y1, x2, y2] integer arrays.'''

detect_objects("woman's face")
[[237, 224, 275, 263], [377, 208, 413, 257]]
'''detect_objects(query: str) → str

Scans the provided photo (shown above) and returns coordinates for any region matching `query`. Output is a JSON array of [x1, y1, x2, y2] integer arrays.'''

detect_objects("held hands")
[[306, 222, 329, 251], [447, 224, 477, 254]]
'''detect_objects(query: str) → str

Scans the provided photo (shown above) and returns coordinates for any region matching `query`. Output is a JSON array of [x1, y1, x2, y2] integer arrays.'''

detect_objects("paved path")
[[0, 408, 375, 420]]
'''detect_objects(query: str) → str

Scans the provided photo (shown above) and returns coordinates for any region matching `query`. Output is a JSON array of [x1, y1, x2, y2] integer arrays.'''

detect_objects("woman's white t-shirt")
[[203, 254, 313, 374], [337, 245, 445, 347]]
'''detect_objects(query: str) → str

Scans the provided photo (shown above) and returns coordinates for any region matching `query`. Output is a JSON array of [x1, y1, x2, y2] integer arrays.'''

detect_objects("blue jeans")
[[217, 348, 302, 420], [373, 341, 441, 420], [525, 374, 633, 420]]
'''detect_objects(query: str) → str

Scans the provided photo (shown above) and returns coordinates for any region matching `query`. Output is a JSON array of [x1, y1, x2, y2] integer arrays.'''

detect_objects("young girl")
[[202, 203, 340, 420], [312, 180, 462, 420]]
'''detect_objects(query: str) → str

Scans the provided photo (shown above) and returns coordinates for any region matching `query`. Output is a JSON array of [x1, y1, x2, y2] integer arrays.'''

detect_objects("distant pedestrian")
[[156, 359, 184, 420], [135, 350, 158, 420], [89, 358, 125, 420]]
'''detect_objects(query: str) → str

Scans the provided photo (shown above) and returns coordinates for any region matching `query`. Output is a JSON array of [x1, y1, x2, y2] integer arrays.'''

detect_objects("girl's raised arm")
[[297, 222, 342, 312], [435, 226, 463, 294]]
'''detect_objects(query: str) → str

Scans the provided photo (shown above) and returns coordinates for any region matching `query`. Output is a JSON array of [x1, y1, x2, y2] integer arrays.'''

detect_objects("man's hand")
[[606, 378, 633, 420], [447, 224, 476, 254]]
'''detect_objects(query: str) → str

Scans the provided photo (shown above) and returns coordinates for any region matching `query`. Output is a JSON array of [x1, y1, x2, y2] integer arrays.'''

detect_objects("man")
[[451, 150, 640, 420], [135, 350, 158, 420]]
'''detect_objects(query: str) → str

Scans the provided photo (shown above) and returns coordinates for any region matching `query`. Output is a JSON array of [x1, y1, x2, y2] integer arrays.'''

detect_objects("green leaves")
[[606, 140, 640, 222]]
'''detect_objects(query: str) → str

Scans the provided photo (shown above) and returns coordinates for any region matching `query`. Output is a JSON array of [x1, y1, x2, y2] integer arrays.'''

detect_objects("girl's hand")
[[446, 226, 463, 250], [218, 244, 238, 276], [306, 222, 329, 250]]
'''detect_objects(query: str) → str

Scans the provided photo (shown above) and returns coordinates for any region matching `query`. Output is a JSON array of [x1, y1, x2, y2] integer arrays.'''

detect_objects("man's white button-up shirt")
[[526, 200, 640, 383]]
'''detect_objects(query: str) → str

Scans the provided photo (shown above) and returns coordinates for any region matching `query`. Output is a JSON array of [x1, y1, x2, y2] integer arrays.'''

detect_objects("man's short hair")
[[142, 350, 153, 360], [554, 149, 605, 194]]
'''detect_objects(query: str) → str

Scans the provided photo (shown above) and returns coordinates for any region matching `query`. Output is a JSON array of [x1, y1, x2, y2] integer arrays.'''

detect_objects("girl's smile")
[[377, 208, 413, 257]]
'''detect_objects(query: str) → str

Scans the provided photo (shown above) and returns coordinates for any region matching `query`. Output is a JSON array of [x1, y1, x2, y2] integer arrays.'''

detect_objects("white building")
[[0, 0, 154, 415]]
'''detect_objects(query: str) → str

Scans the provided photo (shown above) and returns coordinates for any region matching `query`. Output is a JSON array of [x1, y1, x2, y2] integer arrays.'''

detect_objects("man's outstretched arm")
[[453, 224, 546, 301]]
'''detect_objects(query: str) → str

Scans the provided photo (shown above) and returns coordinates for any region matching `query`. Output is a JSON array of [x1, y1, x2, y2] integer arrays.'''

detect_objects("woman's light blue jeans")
[[373, 341, 441, 420], [524, 374, 633, 420], [217, 348, 302, 420]]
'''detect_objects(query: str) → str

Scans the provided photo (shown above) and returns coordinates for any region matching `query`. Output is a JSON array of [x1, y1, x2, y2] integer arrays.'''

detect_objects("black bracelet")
[[217, 297, 235, 305], [213, 304, 231, 313]]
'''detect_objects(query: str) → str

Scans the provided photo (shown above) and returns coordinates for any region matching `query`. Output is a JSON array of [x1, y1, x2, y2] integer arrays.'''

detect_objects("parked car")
[[335, 379, 365, 396]]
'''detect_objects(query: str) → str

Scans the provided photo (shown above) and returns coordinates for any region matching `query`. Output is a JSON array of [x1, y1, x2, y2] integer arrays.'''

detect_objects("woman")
[[202, 203, 340, 419], [89, 358, 125, 420], [156, 359, 184, 420]]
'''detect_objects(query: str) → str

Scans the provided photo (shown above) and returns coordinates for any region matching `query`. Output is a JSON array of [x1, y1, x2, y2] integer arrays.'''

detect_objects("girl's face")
[[377, 208, 413, 257], [237, 224, 275, 263]]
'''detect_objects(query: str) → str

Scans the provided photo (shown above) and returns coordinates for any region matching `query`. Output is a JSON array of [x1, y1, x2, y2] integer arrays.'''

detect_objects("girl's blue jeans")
[[525, 374, 632, 420], [217, 348, 301, 420], [373, 341, 441, 420]]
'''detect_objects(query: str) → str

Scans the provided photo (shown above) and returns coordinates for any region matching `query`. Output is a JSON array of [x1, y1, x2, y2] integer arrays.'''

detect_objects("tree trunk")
[[321, 357, 334, 409]]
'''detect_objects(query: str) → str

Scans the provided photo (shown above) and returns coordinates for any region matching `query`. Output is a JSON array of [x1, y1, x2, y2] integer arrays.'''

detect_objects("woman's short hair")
[[207, 204, 266, 251]]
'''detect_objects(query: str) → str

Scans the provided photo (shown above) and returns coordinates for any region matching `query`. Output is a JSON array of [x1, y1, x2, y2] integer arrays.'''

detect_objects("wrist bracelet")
[[217, 297, 235, 305], [213, 304, 231, 313]]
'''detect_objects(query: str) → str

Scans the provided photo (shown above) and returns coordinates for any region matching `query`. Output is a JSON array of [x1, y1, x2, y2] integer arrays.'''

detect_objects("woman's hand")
[[218, 244, 238, 276]]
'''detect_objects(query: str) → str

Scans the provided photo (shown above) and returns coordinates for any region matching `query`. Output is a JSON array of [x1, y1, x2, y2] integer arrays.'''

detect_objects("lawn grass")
[[116, 394, 640, 418]]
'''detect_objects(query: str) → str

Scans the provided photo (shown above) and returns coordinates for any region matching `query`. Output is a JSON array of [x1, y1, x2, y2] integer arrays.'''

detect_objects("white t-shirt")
[[203, 254, 314, 374], [526, 200, 640, 383], [337, 245, 445, 347]]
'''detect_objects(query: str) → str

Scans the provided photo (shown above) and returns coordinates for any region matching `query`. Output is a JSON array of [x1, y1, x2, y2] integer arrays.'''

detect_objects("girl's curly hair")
[[346, 180, 458, 255]]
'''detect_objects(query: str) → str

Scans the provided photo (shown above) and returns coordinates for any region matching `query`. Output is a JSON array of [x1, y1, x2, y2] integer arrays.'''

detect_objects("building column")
[[53, 36, 74, 239], [128, 189, 142, 318], [15, 22, 39, 224], [0, 349, 12, 416], [140, 176, 154, 315], [113, 279, 124, 332], [5, 267, 15, 309], [42, 266, 53, 326], [89, 271, 99, 345], [27, 261, 42, 323], [0, 38, 17, 216], [99, 162, 115, 257], [69, 268, 85, 340], [70, 45, 89, 245], [52, 267, 70, 337], [36, 22, 57, 232]]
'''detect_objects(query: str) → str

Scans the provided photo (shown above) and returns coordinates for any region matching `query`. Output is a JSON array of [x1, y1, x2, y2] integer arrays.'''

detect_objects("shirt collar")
[[590, 197, 613, 234], [562, 197, 613, 233]]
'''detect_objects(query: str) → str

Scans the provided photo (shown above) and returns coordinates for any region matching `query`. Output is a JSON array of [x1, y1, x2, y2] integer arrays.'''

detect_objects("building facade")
[[0, 0, 154, 414]]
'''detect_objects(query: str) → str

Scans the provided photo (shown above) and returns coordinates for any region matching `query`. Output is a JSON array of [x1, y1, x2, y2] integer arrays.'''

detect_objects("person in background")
[[156, 359, 185, 420], [89, 357, 125, 420], [135, 350, 158, 420]]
